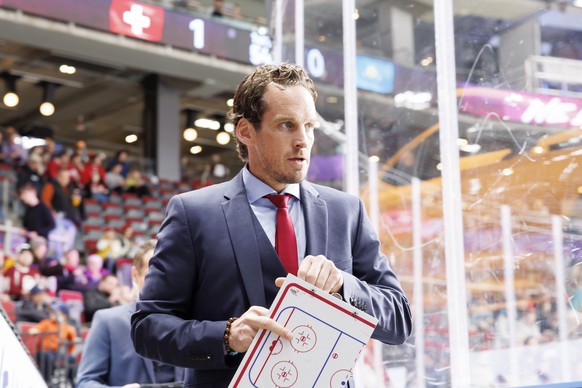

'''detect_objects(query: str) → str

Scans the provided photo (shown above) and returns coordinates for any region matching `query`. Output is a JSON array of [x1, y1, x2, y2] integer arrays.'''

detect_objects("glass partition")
[[271, 0, 582, 386]]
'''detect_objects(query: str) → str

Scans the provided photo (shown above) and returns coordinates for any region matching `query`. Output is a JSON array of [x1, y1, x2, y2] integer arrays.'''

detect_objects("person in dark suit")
[[131, 63, 412, 387], [76, 240, 184, 387]]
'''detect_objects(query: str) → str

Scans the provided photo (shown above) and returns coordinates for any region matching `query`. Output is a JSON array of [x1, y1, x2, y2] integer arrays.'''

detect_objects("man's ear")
[[236, 118, 254, 146]]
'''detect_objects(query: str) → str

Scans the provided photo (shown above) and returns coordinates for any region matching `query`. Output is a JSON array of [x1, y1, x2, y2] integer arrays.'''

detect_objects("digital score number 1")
[[189, 18, 205, 49]]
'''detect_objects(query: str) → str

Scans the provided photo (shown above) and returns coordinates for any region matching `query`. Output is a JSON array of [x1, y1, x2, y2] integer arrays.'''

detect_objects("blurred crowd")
[[0, 126, 177, 385]]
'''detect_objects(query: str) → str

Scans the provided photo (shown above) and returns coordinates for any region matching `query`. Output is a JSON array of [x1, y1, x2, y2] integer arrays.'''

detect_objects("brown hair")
[[133, 239, 157, 271], [228, 63, 317, 161]]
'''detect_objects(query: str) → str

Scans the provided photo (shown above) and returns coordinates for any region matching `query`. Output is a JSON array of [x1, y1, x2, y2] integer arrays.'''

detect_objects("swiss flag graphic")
[[109, 0, 164, 42]]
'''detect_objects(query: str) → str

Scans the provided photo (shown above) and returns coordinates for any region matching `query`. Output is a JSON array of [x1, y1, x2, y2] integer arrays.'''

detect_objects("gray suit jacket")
[[131, 171, 412, 387], [76, 302, 184, 387]]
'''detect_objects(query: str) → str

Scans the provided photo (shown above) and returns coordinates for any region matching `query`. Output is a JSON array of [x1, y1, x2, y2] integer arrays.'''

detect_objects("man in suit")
[[76, 240, 184, 387], [131, 63, 412, 387]]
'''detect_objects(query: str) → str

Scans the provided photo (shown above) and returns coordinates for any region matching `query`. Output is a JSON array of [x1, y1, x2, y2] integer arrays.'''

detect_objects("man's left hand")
[[275, 255, 343, 293]]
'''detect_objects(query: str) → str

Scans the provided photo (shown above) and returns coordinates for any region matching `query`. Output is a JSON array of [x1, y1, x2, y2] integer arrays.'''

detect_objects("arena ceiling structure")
[[0, 0, 579, 171]]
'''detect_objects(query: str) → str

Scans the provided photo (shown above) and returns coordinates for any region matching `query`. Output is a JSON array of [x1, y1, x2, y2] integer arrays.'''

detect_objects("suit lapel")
[[222, 173, 266, 307], [301, 182, 328, 257]]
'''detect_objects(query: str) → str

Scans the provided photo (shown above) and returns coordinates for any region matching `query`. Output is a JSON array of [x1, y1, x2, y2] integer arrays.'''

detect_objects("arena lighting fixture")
[[216, 130, 231, 145], [183, 109, 198, 141], [38, 81, 58, 116], [59, 64, 76, 75], [125, 134, 138, 143], [226, 98, 234, 107], [1, 72, 20, 108], [224, 123, 234, 133], [190, 145, 202, 154], [194, 117, 220, 130]]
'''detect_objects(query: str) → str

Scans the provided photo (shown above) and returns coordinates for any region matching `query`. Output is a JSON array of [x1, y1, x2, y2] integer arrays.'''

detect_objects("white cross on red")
[[122, 4, 151, 35]]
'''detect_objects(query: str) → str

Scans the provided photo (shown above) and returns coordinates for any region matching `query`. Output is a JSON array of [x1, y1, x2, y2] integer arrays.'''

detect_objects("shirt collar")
[[242, 165, 301, 204]]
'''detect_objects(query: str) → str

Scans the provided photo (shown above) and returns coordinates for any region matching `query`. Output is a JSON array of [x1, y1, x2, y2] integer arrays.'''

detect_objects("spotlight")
[[3, 91, 19, 107], [183, 109, 198, 141], [125, 134, 138, 143], [38, 81, 58, 116], [216, 130, 231, 145], [190, 145, 202, 154], [184, 128, 198, 141], [195, 118, 220, 130], [39, 102, 54, 116], [1, 72, 20, 108]]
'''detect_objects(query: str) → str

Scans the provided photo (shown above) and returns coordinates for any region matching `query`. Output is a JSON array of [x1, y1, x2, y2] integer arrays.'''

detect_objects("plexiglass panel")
[[271, 0, 582, 386]]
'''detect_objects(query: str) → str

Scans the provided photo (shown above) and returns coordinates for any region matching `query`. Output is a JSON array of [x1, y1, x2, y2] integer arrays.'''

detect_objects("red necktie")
[[265, 194, 298, 275]]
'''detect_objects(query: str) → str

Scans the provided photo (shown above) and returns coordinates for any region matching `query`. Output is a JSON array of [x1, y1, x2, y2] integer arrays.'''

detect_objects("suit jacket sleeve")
[[339, 198, 412, 345], [131, 195, 229, 369], [76, 309, 115, 388]]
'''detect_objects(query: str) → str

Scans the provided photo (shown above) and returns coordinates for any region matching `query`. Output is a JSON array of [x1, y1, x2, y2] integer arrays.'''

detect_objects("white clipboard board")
[[229, 274, 378, 387]]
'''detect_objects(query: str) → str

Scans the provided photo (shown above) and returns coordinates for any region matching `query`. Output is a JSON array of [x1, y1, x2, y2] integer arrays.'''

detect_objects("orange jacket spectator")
[[33, 306, 77, 355]]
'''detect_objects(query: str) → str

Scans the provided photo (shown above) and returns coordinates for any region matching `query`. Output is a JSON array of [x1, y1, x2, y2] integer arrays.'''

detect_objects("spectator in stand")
[[201, 152, 230, 184], [232, 3, 242, 19], [0, 250, 9, 302], [119, 225, 137, 258], [211, 0, 224, 16], [83, 274, 123, 323], [46, 149, 70, 182], [104, 163, 126, 195], [81, 151, 106, 187], [68, 152, 85, 189], [74, 139, 89, 163], [30, 235, 63, 281], [28, 145, 45, 162], [2, 126, 27, 167], [42, 168, 83, 227], [516, 309, 542, 345], [84, 171, 109, 204], [19, 183, 56, 240], [76, 240, 185, 387], [3, 244, 41, 301], [41, 136, 57, 166], [16, 284, 51, 323], [42, 168, 83, 257], [41, 169, 83, 250], [17, 153, 46, 196], [106, 149, 130, 178], [125, 169, 151, 198], [83, 254, 109, 291], [97, 227, 130, 273], [56, 249, 89, 293], [30, 303, 78, 383]]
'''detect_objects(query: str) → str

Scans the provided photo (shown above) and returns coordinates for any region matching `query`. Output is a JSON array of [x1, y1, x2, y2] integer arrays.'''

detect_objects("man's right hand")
[[227, 306, 293, 353]]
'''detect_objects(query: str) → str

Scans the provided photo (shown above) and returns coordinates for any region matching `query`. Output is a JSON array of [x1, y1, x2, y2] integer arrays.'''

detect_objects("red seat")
[[1, 300, 16, 322]]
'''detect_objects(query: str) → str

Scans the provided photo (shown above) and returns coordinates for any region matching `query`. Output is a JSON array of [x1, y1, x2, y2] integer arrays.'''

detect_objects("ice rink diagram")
[[230, 275, 378, 387]]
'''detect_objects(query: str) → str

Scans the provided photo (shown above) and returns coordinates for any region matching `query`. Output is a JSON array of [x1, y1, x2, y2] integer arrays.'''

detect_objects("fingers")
[[275, 277, 285, 288], [297, 255, 344, 293], [228, 306, 293, 352]]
